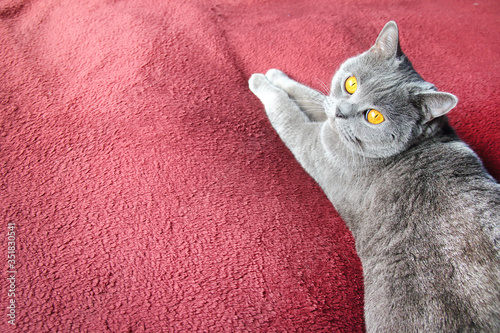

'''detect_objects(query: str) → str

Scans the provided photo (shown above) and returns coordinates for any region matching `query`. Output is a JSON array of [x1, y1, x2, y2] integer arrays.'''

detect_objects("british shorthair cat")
[[249, 21, 499, 332]]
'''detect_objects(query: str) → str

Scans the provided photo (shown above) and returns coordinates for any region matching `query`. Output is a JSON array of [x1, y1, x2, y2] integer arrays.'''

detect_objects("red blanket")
[[1, 0, 498, 331]]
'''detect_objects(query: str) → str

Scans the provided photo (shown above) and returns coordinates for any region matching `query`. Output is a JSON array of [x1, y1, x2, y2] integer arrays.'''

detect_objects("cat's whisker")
[[305, 110, 327, 114], [338, 126, 368, 169], [292, 98, 325, 107], [314, 78, 331, 96], [291, 97, 327, 119], [291, 102, 323, 108]]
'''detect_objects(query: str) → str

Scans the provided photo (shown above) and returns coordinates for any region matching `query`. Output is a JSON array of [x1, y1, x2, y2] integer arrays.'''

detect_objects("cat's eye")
[[345, 76, 357, 94], [366, 109, 385, 124]]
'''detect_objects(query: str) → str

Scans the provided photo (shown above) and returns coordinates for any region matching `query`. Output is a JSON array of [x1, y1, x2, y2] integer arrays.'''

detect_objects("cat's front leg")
[[249, 72, 323, 168], [265, 69, 327, 122]]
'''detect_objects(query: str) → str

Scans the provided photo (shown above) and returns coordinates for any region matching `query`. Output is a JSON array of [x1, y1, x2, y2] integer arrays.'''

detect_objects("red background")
[[1, 0, 499, 331]]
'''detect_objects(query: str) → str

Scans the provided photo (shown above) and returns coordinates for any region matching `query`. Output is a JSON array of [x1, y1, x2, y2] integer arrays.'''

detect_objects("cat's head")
[[325, 21, 457, 158]]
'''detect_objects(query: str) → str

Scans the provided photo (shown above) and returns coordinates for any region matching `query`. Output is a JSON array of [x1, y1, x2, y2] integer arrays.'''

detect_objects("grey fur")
[[249, 21, 500, 332]]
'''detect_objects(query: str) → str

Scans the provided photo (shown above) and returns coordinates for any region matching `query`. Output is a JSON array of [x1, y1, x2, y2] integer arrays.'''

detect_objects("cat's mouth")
[[335, 120, 363, 149]]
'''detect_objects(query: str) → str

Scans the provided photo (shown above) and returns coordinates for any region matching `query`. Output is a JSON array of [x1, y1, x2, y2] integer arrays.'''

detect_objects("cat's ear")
[[418, 91, 458, 122], [369, 21, 402, 59]]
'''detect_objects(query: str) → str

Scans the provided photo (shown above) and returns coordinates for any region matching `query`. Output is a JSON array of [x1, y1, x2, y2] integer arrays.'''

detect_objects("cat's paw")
[[248, 73, 269, 95], [249, 73, 286, 101], [265, 69, 289, 84], [264, 69, 302, 95], [249, 70, 289, 96]]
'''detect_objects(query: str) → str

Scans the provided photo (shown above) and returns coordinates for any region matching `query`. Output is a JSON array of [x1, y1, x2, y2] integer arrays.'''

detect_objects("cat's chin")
[[330, 118, 367, 158], [330, 119, 402, 159]]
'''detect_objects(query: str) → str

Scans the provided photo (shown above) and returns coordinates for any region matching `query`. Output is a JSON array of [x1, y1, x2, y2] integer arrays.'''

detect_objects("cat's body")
[[249, 22, 500, 332]]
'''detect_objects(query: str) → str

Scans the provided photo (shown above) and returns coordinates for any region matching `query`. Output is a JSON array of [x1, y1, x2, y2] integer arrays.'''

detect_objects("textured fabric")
[[1, 0, 498, 331]]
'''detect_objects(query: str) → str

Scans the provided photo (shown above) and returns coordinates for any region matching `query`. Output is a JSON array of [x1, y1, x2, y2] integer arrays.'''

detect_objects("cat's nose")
[[335, 106, 348, 119]]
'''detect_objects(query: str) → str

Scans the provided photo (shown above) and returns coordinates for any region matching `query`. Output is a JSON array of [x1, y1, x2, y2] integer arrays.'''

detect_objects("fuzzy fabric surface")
[[1, 0, 499, 331]]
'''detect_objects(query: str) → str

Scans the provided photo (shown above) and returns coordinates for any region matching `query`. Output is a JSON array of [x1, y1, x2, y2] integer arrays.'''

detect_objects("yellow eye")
[[345, 76, 357, 94], [366, 109, 385, 124]]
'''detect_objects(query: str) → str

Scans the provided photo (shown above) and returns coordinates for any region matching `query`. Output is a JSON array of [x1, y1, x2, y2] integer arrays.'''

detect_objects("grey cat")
[[249, 21, 500, 332]]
